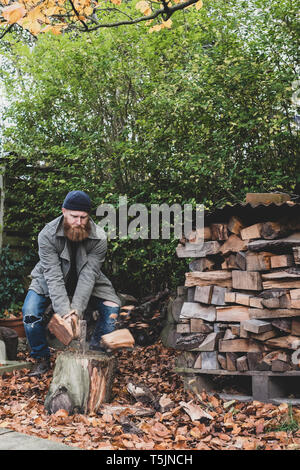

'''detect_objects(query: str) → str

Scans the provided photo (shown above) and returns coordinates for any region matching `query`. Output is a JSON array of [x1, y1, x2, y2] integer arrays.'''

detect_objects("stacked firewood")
[[164, 193, 300, 373], [112, 289, 170, 346]]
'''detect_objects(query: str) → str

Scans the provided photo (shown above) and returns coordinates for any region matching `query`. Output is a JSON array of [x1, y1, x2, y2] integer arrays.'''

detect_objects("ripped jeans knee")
[[23, 315, 40, 325]]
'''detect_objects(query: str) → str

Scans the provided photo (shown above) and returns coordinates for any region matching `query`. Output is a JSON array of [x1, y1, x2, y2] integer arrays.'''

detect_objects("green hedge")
[[1, 0, 299, 298]]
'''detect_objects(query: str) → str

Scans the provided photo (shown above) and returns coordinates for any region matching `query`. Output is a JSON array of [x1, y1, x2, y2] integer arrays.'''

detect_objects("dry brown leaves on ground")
[[1, 341, 300, 450]]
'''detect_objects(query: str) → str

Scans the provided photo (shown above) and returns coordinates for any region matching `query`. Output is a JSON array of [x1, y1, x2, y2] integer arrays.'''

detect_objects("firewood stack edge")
[[162, 193, 300, 376]]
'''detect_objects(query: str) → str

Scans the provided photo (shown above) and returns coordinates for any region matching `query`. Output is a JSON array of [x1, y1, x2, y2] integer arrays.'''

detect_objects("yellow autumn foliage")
[[0, 0, 204, 36]]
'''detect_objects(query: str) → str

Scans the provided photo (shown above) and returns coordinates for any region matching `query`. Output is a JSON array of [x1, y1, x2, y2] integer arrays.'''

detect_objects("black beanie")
[[62, 190, 91, 213]]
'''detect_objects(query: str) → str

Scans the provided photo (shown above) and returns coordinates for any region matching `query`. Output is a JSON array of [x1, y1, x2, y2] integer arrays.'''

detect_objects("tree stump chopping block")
[[44, 351, 116, 415]]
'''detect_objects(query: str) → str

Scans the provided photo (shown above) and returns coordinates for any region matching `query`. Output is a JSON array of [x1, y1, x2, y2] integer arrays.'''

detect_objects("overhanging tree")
[[0, 0, 203, 38]]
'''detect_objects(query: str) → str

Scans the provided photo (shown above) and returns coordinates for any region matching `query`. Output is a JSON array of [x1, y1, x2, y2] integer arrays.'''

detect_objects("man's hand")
[[62, 310, 80, 339]]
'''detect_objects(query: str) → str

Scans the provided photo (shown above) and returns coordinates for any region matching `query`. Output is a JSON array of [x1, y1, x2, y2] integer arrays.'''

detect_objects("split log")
[[271, 254, 294, 269], [260, 222, 291, 240], [265, 335, 300, 350], [213, 323, 228, 333], [210, 223, 228, 241], [175, 333, 206, 350], [176, 322, 191, 334], [249, 308, 300, 319], [271, 318, 292, 333], [223, 329, 237, 340], [228, 216, 244, 235], [210, 286, 227, 305], [262, 269, 300, 281], [271, 360, 291, 372], [201, 351, 219, 370], [184, 227, 212, 243], [236, 356, 248, 372], [258, 288, 290, 299], [247, 352, 264, 370], [180, 303, 216, 322], [291, 318, 300, 336], [260, 350, 289, 366], [176, 241, 221, 258], [44, 351, 116, 414], [220, 234, 248, 256], [187, 287, 196, 302], [191, 332, 219, 352], [261, 295, 291, 309], [245, 192, 291, 205], [240, 322, 250, 338], [293, 247, 300, 265], [47, 313, 78, 346], [290, 289, 300, 300], [230, 324, 240, 336], [219, 339, 265, 353], [236, 251, 247, 270], [218, 354, 227, 369], [250, 330, 277, 341], [246, 252, 272, 271], [235, 293, 252, 306], [185, 271, 232, 288], [194, 285, 213, 304], [248, 233, 300, 253], [226, 352, 238, 371], [216, 305, 250, 322], [224, 292, 236, 303], [232, 271, 262, 291], [100, 329, 135, 350], [240, 223, 262, 240], [249, 297, 264, 308], [263, 280, 300, 290], [226, 254, 239, 269], [193, 353, 202, 369], [190, 319, 214, 334], [241, 319, 273, 334], [189, 258, 214, 272], [195, 285, 227, 305]]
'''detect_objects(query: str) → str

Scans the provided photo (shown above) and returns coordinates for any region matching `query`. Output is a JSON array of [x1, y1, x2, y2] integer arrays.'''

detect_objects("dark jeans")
[[22, 289, 120, 359]]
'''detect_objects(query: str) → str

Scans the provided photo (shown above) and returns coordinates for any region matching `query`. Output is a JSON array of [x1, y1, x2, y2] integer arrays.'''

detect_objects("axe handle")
[[79, 320, 87, 352]]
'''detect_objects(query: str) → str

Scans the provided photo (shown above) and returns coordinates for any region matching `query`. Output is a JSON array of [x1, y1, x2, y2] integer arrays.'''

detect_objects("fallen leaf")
[[180, 400, 213, 421]]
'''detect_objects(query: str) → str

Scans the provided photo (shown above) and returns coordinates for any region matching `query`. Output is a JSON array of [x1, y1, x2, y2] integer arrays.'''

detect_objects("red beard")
[[63, 218, 91, 242]]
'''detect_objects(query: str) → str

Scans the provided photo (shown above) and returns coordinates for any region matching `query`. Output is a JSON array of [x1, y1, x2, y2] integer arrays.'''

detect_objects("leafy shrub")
[[0, 245, 35, 318]]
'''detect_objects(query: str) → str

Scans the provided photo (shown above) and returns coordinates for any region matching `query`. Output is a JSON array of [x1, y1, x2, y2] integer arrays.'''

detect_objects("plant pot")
[[0, 317, 26, 337]]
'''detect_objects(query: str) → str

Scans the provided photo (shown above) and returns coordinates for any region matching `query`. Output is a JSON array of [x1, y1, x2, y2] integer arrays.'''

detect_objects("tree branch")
[[0, 0, 199, 39], [80, 0, 199, 32], [0, 22, 14, 40], [68, 0, 89, 31]]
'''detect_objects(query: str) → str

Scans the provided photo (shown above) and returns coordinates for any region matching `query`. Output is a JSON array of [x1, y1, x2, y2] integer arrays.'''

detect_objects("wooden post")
[[44, 351, 116, 415]]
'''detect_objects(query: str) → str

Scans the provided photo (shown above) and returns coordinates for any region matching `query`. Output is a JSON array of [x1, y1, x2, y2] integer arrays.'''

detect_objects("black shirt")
[[65, 240, 79, 297]]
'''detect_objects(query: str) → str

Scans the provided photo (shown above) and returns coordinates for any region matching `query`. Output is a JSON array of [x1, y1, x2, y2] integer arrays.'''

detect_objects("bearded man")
[[22, 190, 121, 376]]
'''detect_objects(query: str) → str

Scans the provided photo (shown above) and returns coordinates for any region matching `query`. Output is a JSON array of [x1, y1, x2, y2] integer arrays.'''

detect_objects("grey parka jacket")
[[29, 215, 121, 316]]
